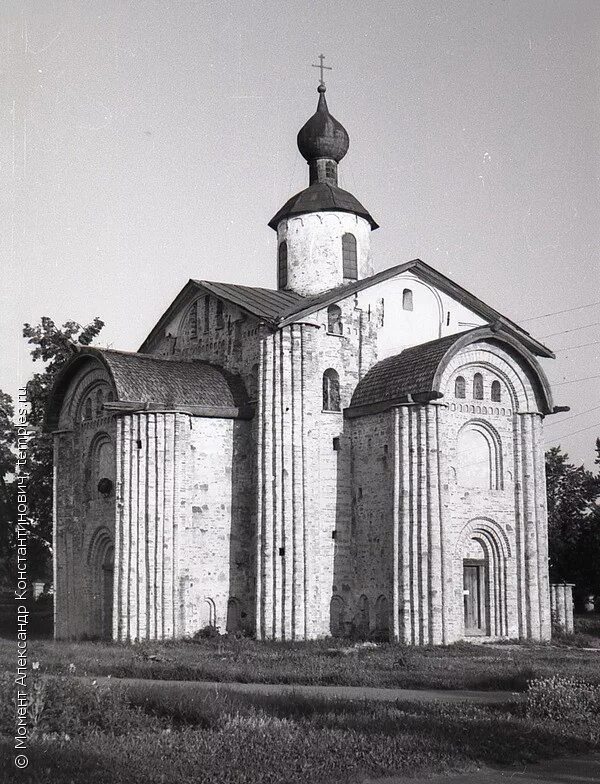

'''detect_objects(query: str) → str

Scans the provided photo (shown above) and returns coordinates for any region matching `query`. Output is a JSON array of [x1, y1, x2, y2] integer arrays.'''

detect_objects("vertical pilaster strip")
[[262, 334, 275, 638], [391, 407, 400, 642], [113, 422, 122, 641], [146, 414, 156, 639], [436, 405, 451, 644], [130, 414, 139, 640], [512, 414, 526, 637], [163, 413, 175, 638], [300, 326, 309, 639], [399, 406, 412, 643], [418, 406, 429, 644], [155, 412, 165, 638], [521, 413, 541, 639], [409, 407, 419, 644], [272, 330, 283, 638], [281, 326, 294, 639], [137, 413, 148, 640], [291, 324, 306, 639], [120, 416, 132, 641], [52, 434, 60, 639], [533, 414, 551, 640], [427, 405, 443, 644], [255, 335, 265, 639]]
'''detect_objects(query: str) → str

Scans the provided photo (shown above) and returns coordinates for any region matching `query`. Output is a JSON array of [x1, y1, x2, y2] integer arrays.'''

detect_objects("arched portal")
[[457, 519, 511, 638]]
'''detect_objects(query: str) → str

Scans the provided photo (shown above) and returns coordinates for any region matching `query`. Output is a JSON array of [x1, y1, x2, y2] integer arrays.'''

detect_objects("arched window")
[[106, 390, 114, 403], [342, 233, 357, 279], [322, 369, 340, 412], [473, 373, 484, 400], [327, 304, 343, 335], [95, 389, 104, 417], [188, 301, 198, 339], [278, 241, 288, 288], [216, 300, 224, 329], [84, 398, 93, 421], [204, 294, 210, 332], [402, 288, 413, 311], [491, 380, 501, 402], [455, 376, 466, 399]]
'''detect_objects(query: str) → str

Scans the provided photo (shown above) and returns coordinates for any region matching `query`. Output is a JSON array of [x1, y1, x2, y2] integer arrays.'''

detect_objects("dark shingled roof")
[[46, 348, 250, 430], [348, 327, 555, 416], [268, 182, 379, 230], [192, 281, 306, 322], [350, 333, 461, 409]]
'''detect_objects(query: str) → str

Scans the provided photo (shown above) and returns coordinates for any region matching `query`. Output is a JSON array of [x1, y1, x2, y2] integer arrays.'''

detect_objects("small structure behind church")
[[47, 77, 564, 645]]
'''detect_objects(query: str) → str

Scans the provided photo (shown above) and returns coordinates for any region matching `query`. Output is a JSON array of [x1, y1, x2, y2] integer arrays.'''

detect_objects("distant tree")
[[0, 317, 104, 580], [546, 445, 600, 607]]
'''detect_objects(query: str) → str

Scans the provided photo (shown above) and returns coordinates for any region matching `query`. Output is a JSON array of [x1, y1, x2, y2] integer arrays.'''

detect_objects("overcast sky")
[[2, 0, 599, 466]]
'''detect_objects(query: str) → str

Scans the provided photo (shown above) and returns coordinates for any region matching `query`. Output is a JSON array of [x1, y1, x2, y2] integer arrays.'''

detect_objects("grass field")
[[1, 672, 599, 784], [1, 628, 599, 692]]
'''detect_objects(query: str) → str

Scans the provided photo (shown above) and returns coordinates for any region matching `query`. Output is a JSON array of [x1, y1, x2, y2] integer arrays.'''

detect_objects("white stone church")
[[48, 83, 560, 645]]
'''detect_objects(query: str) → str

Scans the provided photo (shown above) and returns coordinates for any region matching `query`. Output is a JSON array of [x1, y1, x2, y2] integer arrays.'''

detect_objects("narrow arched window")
[[95, 389, 104, 417], [84, 398, 93, 421], [455, 376, 466, 399], [204, 294, 210, 332], [323, 368, 340, 412], [327, 304, 343, 335], [188, 301, 198, 339], [278, 241, 288, 289], [402, 288, 413, 311], [342, 233, 357, 279], [216, 300, 224, 329], [491, 380, 501, 402], [473, 373, 484, 400]]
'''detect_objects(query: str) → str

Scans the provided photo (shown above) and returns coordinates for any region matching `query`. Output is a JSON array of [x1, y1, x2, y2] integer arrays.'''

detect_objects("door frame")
[[463, 559, 489, 637]]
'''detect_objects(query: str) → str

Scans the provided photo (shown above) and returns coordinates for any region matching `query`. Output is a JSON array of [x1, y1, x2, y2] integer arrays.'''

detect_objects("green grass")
[[1, 630, 599, 693], [2, 673, 599, 784]]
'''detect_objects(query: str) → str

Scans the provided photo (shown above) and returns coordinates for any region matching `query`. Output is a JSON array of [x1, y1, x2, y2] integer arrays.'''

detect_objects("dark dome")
[[296, 85, 349, 163], [268, 181, 378, 230]]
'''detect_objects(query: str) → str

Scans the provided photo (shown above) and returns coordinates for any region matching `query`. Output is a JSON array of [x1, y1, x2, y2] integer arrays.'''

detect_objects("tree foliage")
[[546, 444, 600, 606], [0, 317, 104, 579]]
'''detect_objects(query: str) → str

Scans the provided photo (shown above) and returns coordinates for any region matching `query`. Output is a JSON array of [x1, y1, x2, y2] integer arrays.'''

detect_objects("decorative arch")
[[226, 597, 241, 634], [85, 432, 115, 501], [455, 419, 503, 490], [355, 594, 370, 637], [329, 595, 346, 637], [375, 595, 389, 634], [433, 328, 554, 414]]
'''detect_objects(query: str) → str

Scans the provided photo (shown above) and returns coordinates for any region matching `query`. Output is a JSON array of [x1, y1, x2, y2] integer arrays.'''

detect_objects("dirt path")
[[96, 675, 521, 704], [363, 754, 600, 783]]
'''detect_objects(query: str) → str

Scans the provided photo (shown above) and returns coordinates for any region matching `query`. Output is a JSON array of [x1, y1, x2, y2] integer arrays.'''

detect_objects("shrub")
[[526, 675, 600, 722], [193, 625, 221, 640]]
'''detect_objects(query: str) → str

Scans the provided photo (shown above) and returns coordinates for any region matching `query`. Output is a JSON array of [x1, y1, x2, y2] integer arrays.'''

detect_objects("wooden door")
[[463, 562, 486, 635]]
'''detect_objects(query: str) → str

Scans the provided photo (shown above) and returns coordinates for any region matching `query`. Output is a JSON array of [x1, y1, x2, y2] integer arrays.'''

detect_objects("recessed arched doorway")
[[88, 528, 114, 639]]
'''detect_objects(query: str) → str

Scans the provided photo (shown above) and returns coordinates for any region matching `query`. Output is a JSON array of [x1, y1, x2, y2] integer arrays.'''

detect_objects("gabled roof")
[[268, 182, 379, 230], [347, 327, 555, 418], [45, 347, 251, 431], [138, 259, 554, 359]]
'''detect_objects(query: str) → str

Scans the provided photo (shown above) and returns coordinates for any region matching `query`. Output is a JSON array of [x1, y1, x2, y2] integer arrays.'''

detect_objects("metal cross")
[[312, 54, 332, 87]]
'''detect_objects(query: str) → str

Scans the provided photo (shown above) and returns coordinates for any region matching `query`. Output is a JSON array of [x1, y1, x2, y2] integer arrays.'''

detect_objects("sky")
[[2, 0, 599, 466]]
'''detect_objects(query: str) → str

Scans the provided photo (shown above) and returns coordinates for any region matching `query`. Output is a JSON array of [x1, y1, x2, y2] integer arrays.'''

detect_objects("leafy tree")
[[0, 317, 104, 580], [546, 445, 600, 607]]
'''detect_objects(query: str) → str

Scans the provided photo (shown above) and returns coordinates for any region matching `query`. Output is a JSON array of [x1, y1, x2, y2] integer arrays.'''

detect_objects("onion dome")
[[297, 85, 349, 165]]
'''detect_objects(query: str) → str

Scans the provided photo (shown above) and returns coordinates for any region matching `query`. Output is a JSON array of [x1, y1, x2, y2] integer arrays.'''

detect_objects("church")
[[47, 80, 561, 645]]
